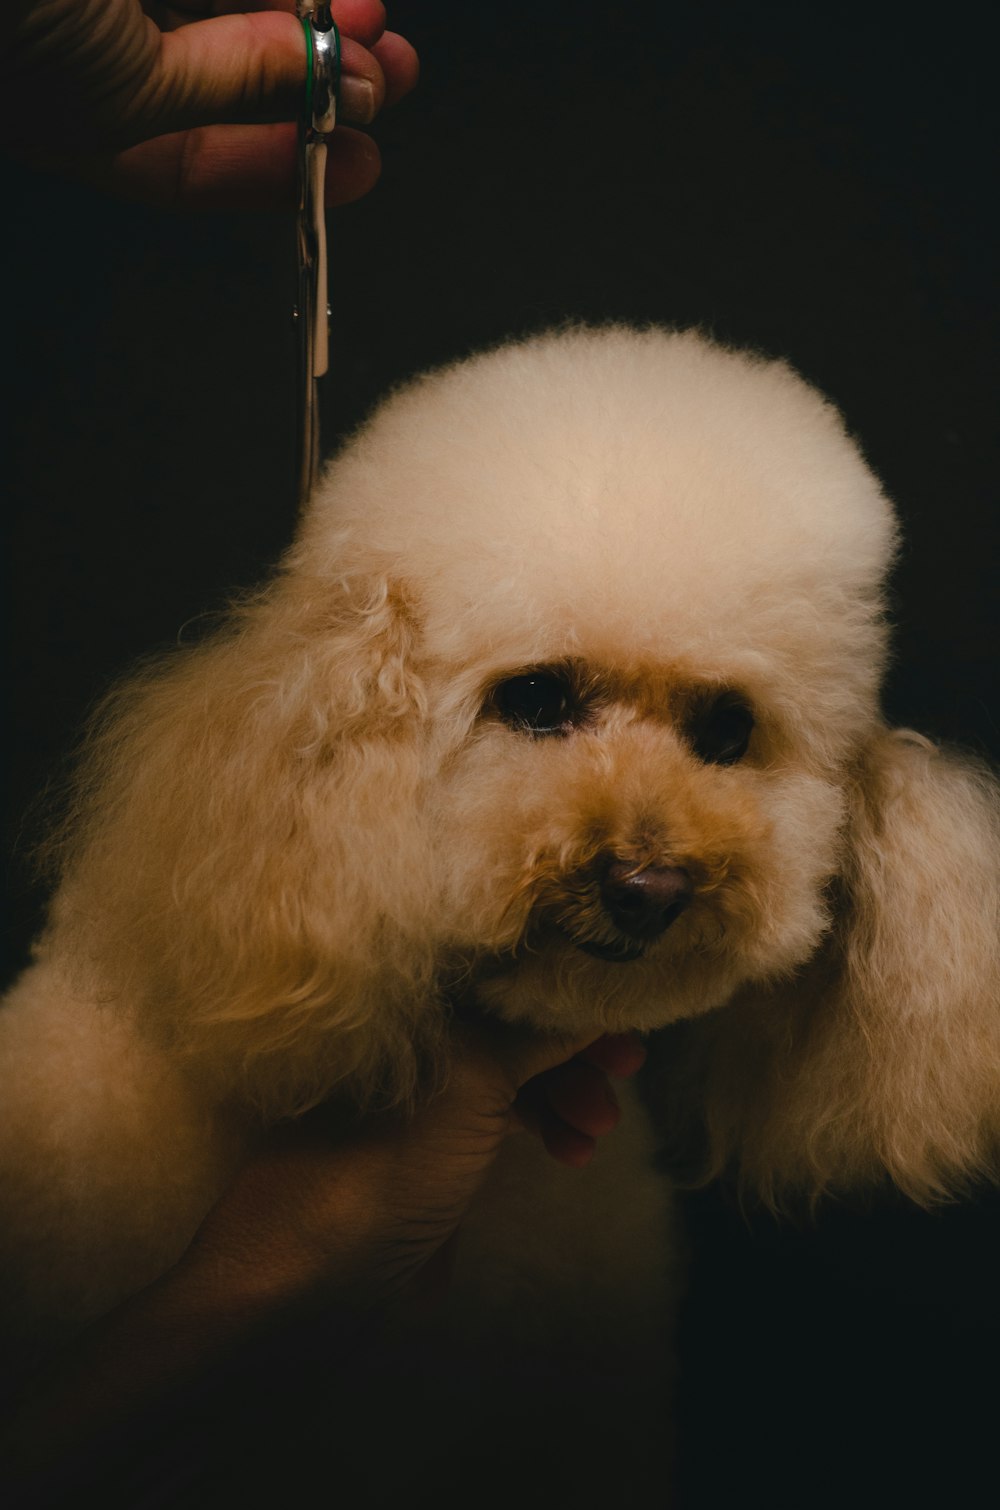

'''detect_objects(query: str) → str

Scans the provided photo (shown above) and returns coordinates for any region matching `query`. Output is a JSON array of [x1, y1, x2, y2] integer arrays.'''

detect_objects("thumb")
[[139, 13, 309, 141]]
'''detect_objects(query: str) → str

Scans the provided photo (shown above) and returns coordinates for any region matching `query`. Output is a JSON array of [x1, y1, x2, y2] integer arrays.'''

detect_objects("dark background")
[[3, 2, 998, 1504]]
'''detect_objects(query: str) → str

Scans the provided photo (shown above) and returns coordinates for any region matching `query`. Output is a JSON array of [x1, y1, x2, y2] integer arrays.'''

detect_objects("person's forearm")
[[0, 1249, 349, 1499]]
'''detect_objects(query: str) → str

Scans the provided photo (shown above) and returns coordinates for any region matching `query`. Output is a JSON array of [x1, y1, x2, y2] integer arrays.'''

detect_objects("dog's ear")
[[655, 730, 1000, 1207], [42, 566, 441, 1115]]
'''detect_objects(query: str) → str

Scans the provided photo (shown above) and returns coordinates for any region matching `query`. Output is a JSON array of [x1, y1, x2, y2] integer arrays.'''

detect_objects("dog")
[[3, 326, 998, 1410]]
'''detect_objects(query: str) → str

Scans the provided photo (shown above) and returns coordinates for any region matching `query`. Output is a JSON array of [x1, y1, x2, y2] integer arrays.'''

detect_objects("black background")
[[3, 2, 998, 1504]]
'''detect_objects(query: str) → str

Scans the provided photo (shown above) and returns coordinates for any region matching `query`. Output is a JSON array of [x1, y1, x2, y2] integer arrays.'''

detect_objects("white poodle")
[[2, 326, 998, 1370]]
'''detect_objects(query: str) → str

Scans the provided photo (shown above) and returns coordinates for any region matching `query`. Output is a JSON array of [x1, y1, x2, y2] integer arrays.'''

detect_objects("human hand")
[[0, 1027, 645, 1486], [0, 0, 418, 207], [176, 1027, 648, 1316]]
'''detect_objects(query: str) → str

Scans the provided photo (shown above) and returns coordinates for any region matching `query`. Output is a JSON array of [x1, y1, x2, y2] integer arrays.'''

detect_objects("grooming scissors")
[[296, 3, 341, 509]]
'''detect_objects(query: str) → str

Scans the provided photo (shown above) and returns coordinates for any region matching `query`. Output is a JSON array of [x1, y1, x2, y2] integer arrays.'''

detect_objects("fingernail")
[[340, 77, 376, 125]]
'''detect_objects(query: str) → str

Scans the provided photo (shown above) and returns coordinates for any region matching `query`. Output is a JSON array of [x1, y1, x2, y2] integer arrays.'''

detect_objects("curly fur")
[[2, 325, 998, 1351]]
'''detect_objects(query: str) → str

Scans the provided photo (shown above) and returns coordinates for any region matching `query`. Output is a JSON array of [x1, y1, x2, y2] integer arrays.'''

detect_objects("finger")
[[153, 0, 390, 52], [542, 1060, 621, 1138], [538, 1110, 598, 1169], [322, 125, 381, 204], [331, 0, 389, 48], [90, 121, 379, 210], [371, 31, 420, 108], [338, 35, 389, 123], [490, 1027, 602, 1093], [582, 1032, 648, 1078]]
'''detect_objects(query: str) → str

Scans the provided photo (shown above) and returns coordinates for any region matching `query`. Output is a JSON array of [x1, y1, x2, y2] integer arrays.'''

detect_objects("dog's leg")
[[0, 960, 247, 1364]]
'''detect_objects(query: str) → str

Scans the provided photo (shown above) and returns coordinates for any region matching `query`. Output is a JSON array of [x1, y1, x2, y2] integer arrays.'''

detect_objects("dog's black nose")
[[600, 861, 693, 940]]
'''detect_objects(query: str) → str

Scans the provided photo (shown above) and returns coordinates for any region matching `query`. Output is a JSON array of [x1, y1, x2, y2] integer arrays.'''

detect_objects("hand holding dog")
[[177, 1026, 645, 1314], [0, 0, 418, 206]]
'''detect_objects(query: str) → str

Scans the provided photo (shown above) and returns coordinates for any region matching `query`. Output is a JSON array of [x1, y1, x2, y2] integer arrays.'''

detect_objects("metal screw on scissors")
[[296, 3, 341, 510]]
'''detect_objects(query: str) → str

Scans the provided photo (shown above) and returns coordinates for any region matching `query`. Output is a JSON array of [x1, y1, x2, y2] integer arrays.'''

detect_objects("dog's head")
[[294, 327, 895, 1037]]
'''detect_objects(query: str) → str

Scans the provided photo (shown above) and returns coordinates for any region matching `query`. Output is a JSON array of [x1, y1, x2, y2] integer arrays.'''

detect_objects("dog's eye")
[[493, 671, 577, 735], [688, 693, 754, 765]]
